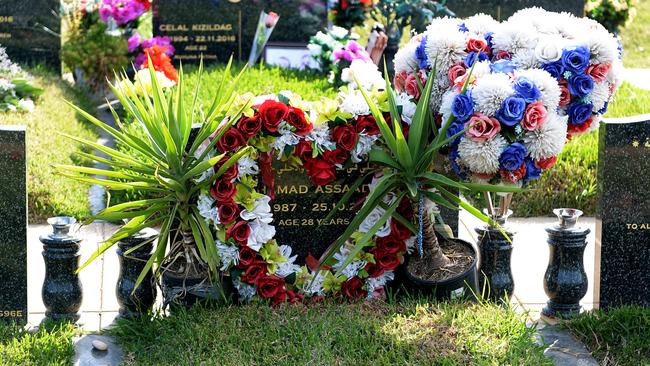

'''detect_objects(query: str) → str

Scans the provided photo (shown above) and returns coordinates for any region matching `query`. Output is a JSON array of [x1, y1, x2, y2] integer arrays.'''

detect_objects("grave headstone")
[[447, 0, 585, 20], [0, 0, 60, 67], [595, 116, 650, 309], [153, 0, 327, 63], [0, 126, 27, 324]]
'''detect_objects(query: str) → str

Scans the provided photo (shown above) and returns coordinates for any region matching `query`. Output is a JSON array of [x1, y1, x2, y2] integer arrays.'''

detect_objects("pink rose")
[[587, 63, 611, 83], [495, 50, 511, 60], [521, 101, 547, 131], [404, 73, 421, 99], [447, 63, 467, 85], [265, 12, 279, 28], [393, 71, 408, 93], [465, 113, 501, 142]]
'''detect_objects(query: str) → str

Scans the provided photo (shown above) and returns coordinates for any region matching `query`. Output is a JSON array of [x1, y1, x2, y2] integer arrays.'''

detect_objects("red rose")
[[340, 0, 349, 10], [238, 245, 258, 267], [365, 262, 385, 278], [376, 235, 407, 254], [286, 106, 312, 135], [242, 260, 267, 283], [559, 84, 572, 108], [587, 63, 611, 83], [305, 158, 337, 186], [214, 160, 238, 181], [322, 148, 349, 165], [499, 163, 527, 184], [355, 114, 380, 135], [374, 249, 401, 271], [210, 178, 237, 203], [394, 71, 408, 93], [401, 123, 410, 140], [294, 139, 313, 160], [331, 124, 359, 151], [272, 288, 287, 306], [226, 220, 250, 245], [396, 197, 414, 220], [216, 128, 247, 153], [218, 199, 240, 225], [466, 38, 488, 53], [258, 100, 289, 133], [447, 62, 467, 85], [535, 156, 558, 170], [390, 220, 413, 241], [135, 0, 152, 11], [236, 114, 262, 139], [256, 275, 285, 299], [259, 152, 275, 200], [567, 116, 594, 135], [286, 290, 304, 304], [341, 277, 367, 299], [495, 50, 511, 60]]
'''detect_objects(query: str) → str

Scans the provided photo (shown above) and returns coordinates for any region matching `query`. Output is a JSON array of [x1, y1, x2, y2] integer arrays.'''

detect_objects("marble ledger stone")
[[0, 0, 60, 67], [596, 116, 650, 309], [0, 126, 27, 324]]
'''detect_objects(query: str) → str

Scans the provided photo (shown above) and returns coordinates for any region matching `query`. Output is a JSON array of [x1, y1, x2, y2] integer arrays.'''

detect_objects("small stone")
[[92, 340, 108, 351]]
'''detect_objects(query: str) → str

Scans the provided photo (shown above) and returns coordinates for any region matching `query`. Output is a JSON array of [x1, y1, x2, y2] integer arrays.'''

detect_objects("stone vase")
[[543, 209, 590, 318], [116, 228, 158, 319], [40, 217, 83, 323], [476, 210, 515, 302]]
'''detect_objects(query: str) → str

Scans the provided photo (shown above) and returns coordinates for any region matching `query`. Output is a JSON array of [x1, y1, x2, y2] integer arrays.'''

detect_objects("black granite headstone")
[[0, 0, 60, 67], [153, 0, 327, 63], [596, 116, 650, 309], [0, 126, 27, 324], [447, 0, 584, 20]]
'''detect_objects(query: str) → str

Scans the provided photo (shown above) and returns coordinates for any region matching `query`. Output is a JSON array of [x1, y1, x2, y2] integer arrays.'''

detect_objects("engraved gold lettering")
[[0, 16, 14, 23]]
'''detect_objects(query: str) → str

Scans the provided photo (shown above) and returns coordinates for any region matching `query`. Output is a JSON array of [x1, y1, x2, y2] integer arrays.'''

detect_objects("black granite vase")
[[476, 211, 515, 302], [543, 209, 590, 318], [116, 228, 158, 319], [40, 217, 83, 323]]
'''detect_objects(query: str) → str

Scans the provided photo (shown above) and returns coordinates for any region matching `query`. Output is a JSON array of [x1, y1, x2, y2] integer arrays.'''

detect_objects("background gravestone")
[[153, 0, 327, 63], [447, 0, 585, 20], [0, 126, 27, 324], [0, 0, 60, 67], [596, 116, 650, 310]]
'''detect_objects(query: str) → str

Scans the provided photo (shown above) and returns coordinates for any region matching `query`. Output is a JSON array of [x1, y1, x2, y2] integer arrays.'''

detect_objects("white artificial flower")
[[0, 46, 22, 76], [17, 99, 35, 113], [302, 271, 325, 296], [240, 196, 274, 224], [216, 241, 239, 271], [439, 90, 456, 122], [270, 122, 300, 158], [405, 236, 416, 254], [246, 220, 275, 252], [534, 37, 564, 63], [198, 194, 219, 225], [358, 206, 392, 237], [395, 92, 417, 124], [607, 61, 624, 87], [233, 277, 256, 302], [590, 81, 611, 113], [457, 134, 508, 174], [330, 26, 349, 40], [425, 21, 467, 71], [512, 49, 539, 69], [341, 59, 384, 90], [351, 133, 379, 163], [275, 245, 300, 278], [471, 73, 514, 116], [523, 113, 568, 160], [337, 260, 367, 279], [339, 89, 371, 117], [132, 69, 175, 95], [515, 68, 562, 111], [307, 43, 322, 56], [366, 271, 395, 298], [306, 123, 336, 151], [393, 39, 420, 74], [584, 30, 619, 64], [463, 13, 499, 36], [314, 31, 334, 46], [491, 23, 538, 55], [237, 155, 259, 179]]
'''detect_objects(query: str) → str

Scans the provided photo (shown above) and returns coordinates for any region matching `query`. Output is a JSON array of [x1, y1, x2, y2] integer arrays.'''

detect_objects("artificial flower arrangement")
[[307, 27, 383, 89], [128, 35, 179, 85], [0, 46, 43, 113], [392, 10, 622, 214], [99, 0, 151, 28], [328, 0, 374, 29]]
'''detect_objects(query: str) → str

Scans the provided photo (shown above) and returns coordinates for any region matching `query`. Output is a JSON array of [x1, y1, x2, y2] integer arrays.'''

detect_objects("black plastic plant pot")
[[161, 270, 235, 310], [476, 226, 515, 303], [397, 238, 479, 301]]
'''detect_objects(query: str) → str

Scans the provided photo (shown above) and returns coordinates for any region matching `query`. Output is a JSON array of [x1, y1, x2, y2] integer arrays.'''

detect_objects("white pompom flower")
[[523, 113, 568, 160], [515, 68, 561, 111], [457, 134, 508, 174], [471, 73, 514, 116]]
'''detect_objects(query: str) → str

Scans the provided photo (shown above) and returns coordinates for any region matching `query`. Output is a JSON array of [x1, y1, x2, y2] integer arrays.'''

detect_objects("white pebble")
[[92, 340, 108, 351]]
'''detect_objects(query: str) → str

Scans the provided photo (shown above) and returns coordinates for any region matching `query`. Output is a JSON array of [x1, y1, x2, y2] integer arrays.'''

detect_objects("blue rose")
[[451, 93, 474, 122], [499, 143, 527, 171], [416, 35, 429, 69], [568, 74, 594, 98], [490, 59, 518, 74], [446, 120, 465, 145], [513, 77, 542, 103], [484, 32, 494, 50], [598, 101, 609, 115], [449, 147, 467, 179], [561, 46, 590, 74], [496, 96, 526, 126], [464, 51, 489, 67], [458, 23, 469, 32], [567, 101, 593, 125], [524, 158, 542, 181], [541, 61, 564, 80]]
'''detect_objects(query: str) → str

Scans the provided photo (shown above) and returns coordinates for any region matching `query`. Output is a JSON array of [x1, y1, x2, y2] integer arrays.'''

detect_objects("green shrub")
[[586, 0, 638, 33], [0, 321, 77, 366]]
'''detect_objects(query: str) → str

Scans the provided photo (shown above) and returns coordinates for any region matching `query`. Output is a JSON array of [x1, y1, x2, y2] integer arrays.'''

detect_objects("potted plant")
[[54, 60, 252, 307], [318, 67, 519, 299]]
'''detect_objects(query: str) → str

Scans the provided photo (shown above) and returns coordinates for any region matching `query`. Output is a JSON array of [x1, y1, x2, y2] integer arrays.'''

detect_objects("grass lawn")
[[620, 0, 650, 68], [0, 68, 98, 223], [567, 305, 650, 365], [0, 322, 77, 366], [108, 300, 550, 365]]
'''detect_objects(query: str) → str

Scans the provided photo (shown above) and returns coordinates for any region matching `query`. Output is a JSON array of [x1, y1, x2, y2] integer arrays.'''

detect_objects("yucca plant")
[[54, 59, 252, 295], [319, 65, 520, 278]]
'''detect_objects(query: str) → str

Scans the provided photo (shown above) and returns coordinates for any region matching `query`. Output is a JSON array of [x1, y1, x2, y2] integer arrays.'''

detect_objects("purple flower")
[[100, 0, 146, 26], [499, 143, 527, 171], [141, 36, 175, 56], [128, 33, 142, 53], [333, 48, 354, 63]]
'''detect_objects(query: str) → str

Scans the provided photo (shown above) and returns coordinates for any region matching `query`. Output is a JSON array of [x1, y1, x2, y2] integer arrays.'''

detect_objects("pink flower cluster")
[[99, 0, 147, 25], [333, 40, 371, 63]]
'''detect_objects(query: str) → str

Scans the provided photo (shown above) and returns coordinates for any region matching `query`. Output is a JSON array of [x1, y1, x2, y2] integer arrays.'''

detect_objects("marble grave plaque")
[[153, 0, 327, 63], [0, 0, 60, 67], [0, 126, 27, 324], [447, 0, 584, 20], [596, 116, 650, 309]]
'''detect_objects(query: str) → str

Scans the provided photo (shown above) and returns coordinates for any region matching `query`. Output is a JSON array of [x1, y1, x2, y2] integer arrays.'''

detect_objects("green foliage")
[[61, 21, 129, 90], [108, 300, 550, 365], [586, 0, 638, 33], [371, 0, 454, 44], [330, 0, 373, 29], [0, 321, 77, 366], [619, 0, 650, 67], [567, 305, 650, 365], [0, 68, 98, 222]]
